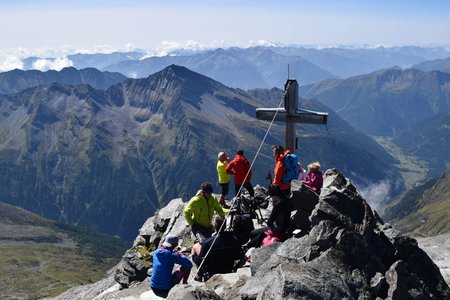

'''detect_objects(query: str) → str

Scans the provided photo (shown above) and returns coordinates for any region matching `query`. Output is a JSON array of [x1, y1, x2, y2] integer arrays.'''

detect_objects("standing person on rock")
[[183, 182, 228, 242], [216, 151, 231, 208], [226, 149, 255, 197], [266, 145, 294, 238], [150, 234, 192, 298]]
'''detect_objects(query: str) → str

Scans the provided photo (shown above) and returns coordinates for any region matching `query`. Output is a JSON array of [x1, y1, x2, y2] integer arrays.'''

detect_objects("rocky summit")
[[49, 169, 449, 300]]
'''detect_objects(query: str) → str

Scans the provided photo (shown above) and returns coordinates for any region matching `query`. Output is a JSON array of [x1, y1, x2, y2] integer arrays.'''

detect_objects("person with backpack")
[[226, 149, 255, 197], [266, 145, 298, 238], [301, 162, 323, 194], [150, 234, 192, 297], [183, 182, 228, 242], [191, 215, 242, 279], [216, 151, 231, 207]]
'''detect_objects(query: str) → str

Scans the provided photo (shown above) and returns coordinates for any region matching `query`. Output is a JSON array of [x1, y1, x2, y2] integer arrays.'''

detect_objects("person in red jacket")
[[225, 149, 254, 197], [266, 145, 293, 238]]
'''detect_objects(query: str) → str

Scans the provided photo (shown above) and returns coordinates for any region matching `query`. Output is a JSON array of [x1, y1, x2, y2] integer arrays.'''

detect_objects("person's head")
[[236, 149, 244, 155], [272, 145, 284, 157], [217, 151, 227, 162], [308, 162, 321, 173], [201, 182, 213, 197], [213, 215, 226, 233], [162, 234, 179, 249]]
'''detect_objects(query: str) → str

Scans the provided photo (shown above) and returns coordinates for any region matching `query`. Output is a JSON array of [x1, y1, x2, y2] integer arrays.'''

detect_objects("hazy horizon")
[[1, 0, 450, 72]]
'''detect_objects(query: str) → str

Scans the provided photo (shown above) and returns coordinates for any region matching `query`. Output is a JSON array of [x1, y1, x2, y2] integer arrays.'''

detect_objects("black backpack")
[[232, 213, 255, 245]]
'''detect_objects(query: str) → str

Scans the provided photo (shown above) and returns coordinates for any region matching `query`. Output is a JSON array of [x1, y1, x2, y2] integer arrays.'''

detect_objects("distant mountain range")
[[269, 46, 445, 78], [23, 52, 144, 70], [0, 67, 127, 94], [0, 65, 403, 239], [18, 46, 450, 89], [412, 57, 450, 73], [300, 67, 450, 137], [0, 201, 128, 299], [382, 168, 450, 236], [102, 47, 335, 89]]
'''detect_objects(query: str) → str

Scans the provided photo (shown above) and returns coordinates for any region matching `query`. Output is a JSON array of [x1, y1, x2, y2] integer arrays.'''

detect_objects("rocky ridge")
[[49, 169, 449, 300]]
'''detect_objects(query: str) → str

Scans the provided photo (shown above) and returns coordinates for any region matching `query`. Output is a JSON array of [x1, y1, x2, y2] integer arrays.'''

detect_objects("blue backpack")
[[282, 153, 300, 184]]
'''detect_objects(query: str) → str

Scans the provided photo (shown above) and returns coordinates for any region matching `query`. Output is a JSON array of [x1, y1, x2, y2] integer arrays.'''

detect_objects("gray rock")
[[275, 235, 311, 262], [290, 186, 319, 213], [167, 284, 222, 300], [370, 272, 388, 298], [308, 219, 340, 250], [240, 170, 449, 299], [204, 270, 251, 299], [417, 233, 450, 286], [250, 241, 281, 275], [385, 260, 420, 299], [136, 198, 185, 247], [241, 250, 356, 300]]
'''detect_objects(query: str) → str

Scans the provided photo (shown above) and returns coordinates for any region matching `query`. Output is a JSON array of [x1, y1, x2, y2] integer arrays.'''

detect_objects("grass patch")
[[373, 136, 428, 188], [0, 243, 121, 299], [53, 222, 130, 262]]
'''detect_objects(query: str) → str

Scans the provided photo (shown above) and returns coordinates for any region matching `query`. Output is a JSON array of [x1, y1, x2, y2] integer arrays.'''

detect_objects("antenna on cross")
[[287, 64, 290, 79], [256, 79, 328, 152]]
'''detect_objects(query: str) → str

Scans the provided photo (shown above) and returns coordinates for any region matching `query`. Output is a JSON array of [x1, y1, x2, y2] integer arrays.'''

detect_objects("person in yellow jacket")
[[216, 152, 230, 207], [183, 182, 228, 242]]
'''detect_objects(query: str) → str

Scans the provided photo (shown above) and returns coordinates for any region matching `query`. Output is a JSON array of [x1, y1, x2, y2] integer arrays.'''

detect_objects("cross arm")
[[256, 108, 328, 124]]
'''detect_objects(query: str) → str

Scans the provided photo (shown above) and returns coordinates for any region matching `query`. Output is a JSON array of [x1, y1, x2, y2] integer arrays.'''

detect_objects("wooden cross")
[[256, 79, 328, 151]]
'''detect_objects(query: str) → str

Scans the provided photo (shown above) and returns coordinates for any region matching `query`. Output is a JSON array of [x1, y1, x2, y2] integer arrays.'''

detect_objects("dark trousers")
[[151, 266, 190, 298], [235, 182, 254, 197], [267, 189, 292, 236], [192, 223, 213, 243]]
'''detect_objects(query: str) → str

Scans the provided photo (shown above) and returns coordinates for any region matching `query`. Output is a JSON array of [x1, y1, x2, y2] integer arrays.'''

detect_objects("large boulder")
[[240, 169, 450, 299], [115, 198, 193, 288]]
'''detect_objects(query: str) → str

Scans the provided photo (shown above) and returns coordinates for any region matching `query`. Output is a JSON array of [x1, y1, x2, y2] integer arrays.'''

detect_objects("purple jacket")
[[301, 171, 323, 194]]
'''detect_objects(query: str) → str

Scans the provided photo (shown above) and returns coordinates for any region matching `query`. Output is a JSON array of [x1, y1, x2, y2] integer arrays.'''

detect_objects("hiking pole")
[[266, 170, 273, 184]]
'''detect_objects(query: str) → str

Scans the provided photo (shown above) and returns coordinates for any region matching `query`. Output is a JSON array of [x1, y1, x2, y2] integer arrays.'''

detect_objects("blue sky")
[[0, 0, 449, 53]]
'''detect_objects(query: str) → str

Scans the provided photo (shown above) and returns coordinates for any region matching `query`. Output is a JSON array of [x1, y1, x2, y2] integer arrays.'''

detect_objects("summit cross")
[[256, 79, 328, 151]]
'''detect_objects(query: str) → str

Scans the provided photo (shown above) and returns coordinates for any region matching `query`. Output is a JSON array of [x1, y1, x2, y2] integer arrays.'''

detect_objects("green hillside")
[[393, 111, 450, 179], [382, 169, 450, 236], [0, 202, 129, 300]]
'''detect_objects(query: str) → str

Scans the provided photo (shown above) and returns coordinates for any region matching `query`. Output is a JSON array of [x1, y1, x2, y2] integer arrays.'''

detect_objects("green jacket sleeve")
[[213, 195, 229, 215], [183, 199, 195, 226]]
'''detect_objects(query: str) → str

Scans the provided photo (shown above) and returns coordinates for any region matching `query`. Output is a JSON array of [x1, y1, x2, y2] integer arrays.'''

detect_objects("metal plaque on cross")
[[256, 79, 328, 151]]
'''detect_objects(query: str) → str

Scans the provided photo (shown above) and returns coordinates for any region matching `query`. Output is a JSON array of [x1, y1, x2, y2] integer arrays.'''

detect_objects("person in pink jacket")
[[301, 162, 323, 194]]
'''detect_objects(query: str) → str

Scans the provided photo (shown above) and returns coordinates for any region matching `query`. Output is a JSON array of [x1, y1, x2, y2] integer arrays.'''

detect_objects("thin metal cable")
[[189, 85, 288, 283]]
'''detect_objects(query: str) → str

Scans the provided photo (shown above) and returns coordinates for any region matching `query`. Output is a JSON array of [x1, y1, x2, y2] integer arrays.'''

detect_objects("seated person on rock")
[[150, 234, 192, 297], [191, 215, 242, 278], [301, 162, 323, 194], [183, 182, 229, 242]]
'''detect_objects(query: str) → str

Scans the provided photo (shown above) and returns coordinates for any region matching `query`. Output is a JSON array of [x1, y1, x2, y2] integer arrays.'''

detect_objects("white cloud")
[[0, 55, 24, 72], [246, 40, 278, 47], [358, 180, 391, 211], [32, 57, 73, 71]]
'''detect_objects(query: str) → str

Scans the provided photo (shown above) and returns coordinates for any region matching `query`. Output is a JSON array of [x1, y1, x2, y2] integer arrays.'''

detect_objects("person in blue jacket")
[[150, 234, 192, 297]]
